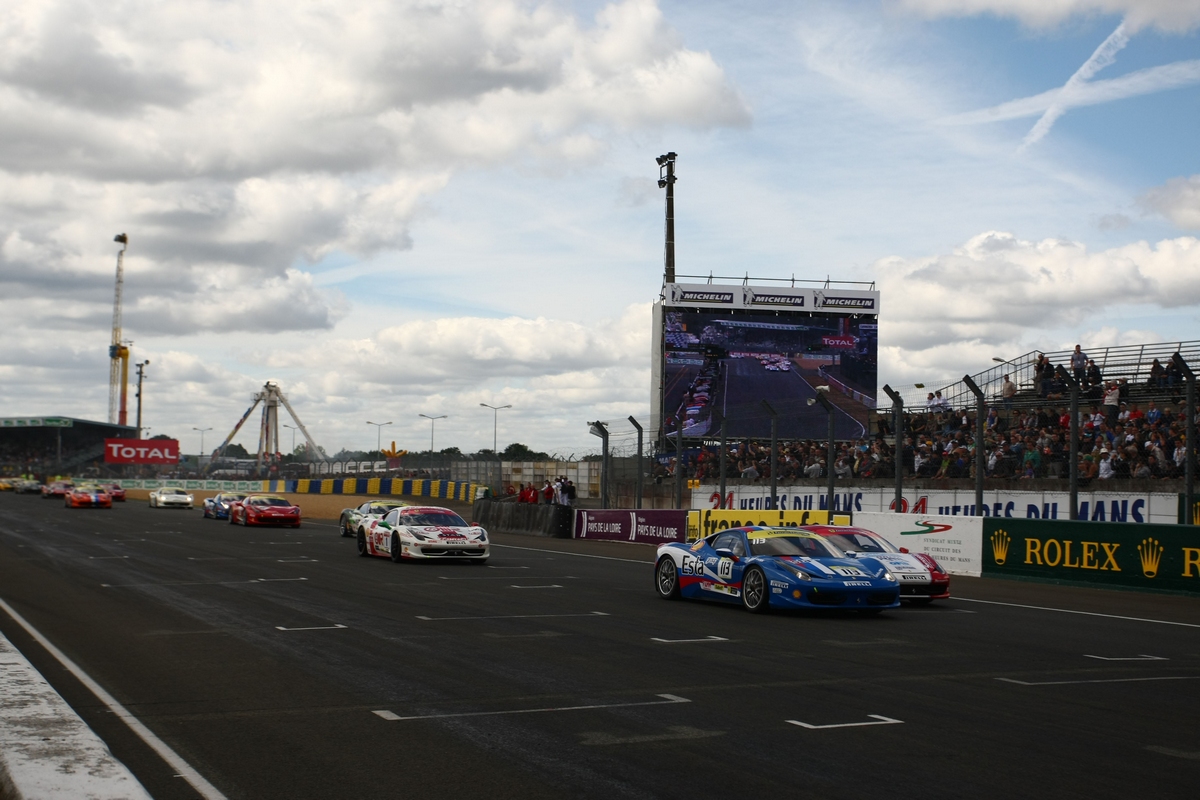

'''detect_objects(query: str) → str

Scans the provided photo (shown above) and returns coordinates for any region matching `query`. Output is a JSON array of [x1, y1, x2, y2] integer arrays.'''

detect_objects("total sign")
[[104, 438, 180, 464]]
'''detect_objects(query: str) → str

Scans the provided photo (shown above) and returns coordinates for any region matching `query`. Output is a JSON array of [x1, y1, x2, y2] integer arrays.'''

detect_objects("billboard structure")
[[651, 280, 879, 444]]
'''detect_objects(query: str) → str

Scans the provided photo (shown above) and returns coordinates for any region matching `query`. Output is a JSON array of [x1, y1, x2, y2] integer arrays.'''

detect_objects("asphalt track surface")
[[1, 493, 1199, 800]]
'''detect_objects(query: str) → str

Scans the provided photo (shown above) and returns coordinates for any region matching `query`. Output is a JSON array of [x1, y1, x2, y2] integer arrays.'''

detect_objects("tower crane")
[[108, 233, 131, 427]]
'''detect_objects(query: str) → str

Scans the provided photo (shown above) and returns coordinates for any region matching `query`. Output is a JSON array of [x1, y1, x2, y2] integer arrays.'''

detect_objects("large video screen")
[[662, 309, 877, 441]]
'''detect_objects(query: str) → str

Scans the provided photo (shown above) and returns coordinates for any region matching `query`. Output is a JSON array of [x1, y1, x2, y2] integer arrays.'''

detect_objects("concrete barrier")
[[472, 499, 572, 538]]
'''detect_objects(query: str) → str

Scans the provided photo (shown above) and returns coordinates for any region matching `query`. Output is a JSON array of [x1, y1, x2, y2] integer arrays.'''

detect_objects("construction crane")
[[108, 233, 131, 426], [207, 382, 328, 474]]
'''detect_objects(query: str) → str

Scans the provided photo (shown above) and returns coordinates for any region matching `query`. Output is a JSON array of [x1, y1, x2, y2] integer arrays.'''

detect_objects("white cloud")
[[875, 231, 1200, 382], [0, 0, 747, 339], [893, 0, 1200, 32], [1141, 175, 1200, 230]]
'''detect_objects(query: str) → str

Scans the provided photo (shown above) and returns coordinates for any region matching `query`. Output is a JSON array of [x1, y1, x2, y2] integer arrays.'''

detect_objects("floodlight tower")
[[108, 234, 131, 425], [656, 153, 677, 283]]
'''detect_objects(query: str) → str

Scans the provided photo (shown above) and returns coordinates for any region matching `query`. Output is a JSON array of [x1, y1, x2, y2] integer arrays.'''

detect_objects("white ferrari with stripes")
[[356, 505, 489, 562]]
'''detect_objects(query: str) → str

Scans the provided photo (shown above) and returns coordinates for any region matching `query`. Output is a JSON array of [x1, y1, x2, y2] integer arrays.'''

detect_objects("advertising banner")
[[685, 508, 849, 541], [983, 518, 1200, 594], [573, 510, 688, 544], [852, 511, 983, 576], [695, 486, 1181, 525], [662, 283, 880, 314], [104, 439, 179, 464]]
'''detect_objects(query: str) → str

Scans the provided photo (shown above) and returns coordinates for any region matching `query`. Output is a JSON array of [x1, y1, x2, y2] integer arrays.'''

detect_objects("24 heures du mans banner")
[[104, 438, 179, 464], [982, 518, 1200, 594]]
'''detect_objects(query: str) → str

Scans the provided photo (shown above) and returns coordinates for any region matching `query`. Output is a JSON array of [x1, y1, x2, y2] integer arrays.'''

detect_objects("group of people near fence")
[[510, 477, 576, 505]]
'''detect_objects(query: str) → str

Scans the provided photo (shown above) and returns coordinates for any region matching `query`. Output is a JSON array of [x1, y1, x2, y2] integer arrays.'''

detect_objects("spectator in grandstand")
[[1001, 375, 1016, 413], [1086, 359, 1102, 389], [1146, 401, 1163, 426], [1071, 345, 1088, 385], [1035, 353, 1052, 397], [1097, 450, 1114, 479], [1103, 381, 1121, 427], [925, 392, 937, 410], [1149, 358, 1167, 389]]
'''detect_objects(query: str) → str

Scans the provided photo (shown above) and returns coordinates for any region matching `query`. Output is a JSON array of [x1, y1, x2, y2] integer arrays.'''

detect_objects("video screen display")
[[662, 309, 876, 441]]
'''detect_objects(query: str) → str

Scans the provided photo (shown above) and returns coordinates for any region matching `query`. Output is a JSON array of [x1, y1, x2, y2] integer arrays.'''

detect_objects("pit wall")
[[854, 511, 1200, 594], [70, 477, 485, 503], [982, 518, 1200, 595]]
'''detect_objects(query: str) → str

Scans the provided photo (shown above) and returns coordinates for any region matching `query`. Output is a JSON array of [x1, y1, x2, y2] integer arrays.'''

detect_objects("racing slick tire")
[[357, 530, 370, 557], [339, 516, 353, 537], [655, 557, 681, 600], [390, 533, 403, 563], [741, 566, 770, 614]]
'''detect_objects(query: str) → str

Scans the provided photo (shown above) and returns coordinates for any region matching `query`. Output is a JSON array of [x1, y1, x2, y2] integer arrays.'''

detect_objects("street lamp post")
[[134, 360, 150, 438], [283, 424, 298, 455], [480, 403, 511, 492], [366, 420, 392, 453], [193, 427, 212, 465]]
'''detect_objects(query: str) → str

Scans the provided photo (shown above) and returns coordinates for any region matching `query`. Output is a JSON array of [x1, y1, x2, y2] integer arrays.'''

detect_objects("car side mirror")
[[714, 547, 739, 562], [845, 551, 859, 558], [899, 547, 910, 554]]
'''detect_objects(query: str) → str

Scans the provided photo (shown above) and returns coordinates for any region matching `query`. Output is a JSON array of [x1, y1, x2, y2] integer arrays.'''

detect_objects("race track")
[[1, 493, 1199, 799]]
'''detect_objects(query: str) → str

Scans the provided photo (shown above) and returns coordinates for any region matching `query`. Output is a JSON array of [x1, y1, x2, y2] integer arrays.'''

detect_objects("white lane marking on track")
[[101, 578, 308, 587], [489, 544, 650, 564], [787, 715, 903, 730], [1083, 654, 1168, 661], [579, 726, 724, 746], [996, 676, 1200, 686], [510, 584, 562, 589], [0, 597, 228, 800], [274, 624, 347, 631], [416, 611, 609, 621], [438, 575, 576, 580], [276, 558, 317, 563], [374, 693, 689, 721], [1146, 745, 1200, 761], [373, 710, 402, 720], [650, 636, 728, 644], [954, 597, 1200, 628]]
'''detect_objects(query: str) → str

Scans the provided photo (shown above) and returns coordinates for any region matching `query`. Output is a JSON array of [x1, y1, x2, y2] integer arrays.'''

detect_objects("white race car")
[[148, 486, 194, 509], [356, 505, 488, 563]]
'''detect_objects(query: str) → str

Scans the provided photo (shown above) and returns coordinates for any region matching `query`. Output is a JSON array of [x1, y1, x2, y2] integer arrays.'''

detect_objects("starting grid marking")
[[996, 676, 1200, 687], [275, 624, 347, 632], [1083, 654, 1168, 661], [787, 715, 903, 730], [651, 636, 729, 644], [373, 693, 690, 722]]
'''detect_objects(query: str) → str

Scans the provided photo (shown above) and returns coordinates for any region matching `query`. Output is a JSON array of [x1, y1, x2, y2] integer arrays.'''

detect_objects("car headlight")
[[778, 561, 811, 581], [883, 571, 896, 582], [186, 495, 194, 502]]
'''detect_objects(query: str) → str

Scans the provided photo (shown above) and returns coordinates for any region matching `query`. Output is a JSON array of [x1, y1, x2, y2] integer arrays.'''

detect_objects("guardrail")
[[63, 477, 487, 502]]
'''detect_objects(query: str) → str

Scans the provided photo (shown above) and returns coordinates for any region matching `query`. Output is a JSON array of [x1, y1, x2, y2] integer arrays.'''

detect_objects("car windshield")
[[370, 504, 404, 514], [746, 534, 843, 559], [402, 512, 468, 527], [222, 494, 246, 502], [165, 489, 187, 495], [249, 497, 292, 506], [823, 532, 897, 554]]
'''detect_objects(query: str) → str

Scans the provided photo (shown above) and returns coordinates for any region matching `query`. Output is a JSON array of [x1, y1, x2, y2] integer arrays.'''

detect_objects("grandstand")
[[0, 416, 137, 477], [888, 341, 1200, 412]]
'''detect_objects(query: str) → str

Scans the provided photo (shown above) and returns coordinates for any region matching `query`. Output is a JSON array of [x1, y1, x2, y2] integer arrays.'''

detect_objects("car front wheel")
[[340, 516, 352, 537], [390, 533, 403, 563], [741, 567, 770, 613], [655, 557, 681, 599], [357, 530, 369, 557]]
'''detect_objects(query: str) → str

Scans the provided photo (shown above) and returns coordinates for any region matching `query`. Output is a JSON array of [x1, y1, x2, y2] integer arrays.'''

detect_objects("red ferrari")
[[42, 480, 73, 499], [65, 484, 113, 509], [99, 483, 127, 501], [229, 495, 302, 527]]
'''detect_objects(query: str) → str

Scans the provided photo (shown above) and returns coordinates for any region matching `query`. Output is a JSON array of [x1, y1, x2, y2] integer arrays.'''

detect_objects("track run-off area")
[[1, 493, 1199, 799]]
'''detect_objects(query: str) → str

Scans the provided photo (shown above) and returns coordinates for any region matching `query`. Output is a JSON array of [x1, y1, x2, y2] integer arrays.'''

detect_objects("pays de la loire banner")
[[574, 510, 687, 544], [694, 486, 1181, 525], [854, 511, 983, 576], [104, 438, 180, 464]]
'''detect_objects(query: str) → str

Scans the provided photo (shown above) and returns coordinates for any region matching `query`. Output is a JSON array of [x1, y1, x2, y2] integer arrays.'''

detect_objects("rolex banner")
[[982, 518, 1200, 594]]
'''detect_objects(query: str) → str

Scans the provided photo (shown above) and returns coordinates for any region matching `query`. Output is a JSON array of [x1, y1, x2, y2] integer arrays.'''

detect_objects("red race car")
[[229, 495, 301, 527], [99, 483, 126, 501], [42, 480, 73, 499], [64, 484, 113, 509]]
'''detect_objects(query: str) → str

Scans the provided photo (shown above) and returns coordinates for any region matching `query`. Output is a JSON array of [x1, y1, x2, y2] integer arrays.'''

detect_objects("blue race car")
[[654, 526, 900, 614], [202, 493, 247, 520]]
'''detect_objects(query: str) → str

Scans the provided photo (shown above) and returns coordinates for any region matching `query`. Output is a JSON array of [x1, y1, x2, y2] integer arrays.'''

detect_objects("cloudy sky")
[[2, 0, 1198, 457]]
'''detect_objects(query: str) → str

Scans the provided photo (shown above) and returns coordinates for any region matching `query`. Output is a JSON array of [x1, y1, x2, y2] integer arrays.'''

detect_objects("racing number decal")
[[832, 566, 865, 577], [718, 559, 733, 579]]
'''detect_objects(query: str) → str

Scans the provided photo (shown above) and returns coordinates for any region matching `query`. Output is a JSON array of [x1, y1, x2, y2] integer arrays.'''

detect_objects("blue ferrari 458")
[[654, 526, 900, 614]]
